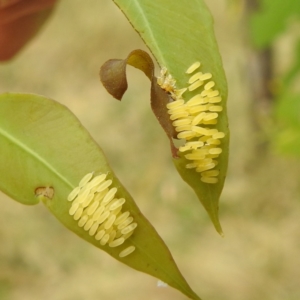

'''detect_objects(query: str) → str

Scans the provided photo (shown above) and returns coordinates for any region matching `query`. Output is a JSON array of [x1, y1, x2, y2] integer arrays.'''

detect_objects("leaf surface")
[[112, 0, 229, 234], [0, 93, 200, 300]]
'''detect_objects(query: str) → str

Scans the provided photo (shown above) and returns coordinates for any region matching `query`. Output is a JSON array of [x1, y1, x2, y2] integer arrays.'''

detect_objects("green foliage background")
[[0, 1, 300, 300]]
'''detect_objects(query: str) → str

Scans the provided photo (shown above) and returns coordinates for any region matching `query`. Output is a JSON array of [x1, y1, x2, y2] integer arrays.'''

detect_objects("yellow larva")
[[188, 80, 204, 91], [166, 99, 184, 109], [109, 237, 125, 248], [119, 246, 136, 258], [67, 186, 81, 201], [188, 72, 203, 84], [177, 130, 196, 140], [186, 61, 201, 74], [199, 73, 212, 81], [121, 223, 138, 235], [187, 94, 207, 106], [202, 170, 220, 177], [79, 172, 94, 187], [172, 118, 191, 127], [164, 61, 225, 184], [201, 176, 218, 184], [207, 90, 219, 97], [209, 106, 223, 112], [67, 173, 138, 257], [204, 81, 215, 90]]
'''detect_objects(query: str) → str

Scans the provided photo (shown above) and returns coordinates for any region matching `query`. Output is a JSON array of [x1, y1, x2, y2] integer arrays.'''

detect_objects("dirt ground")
[[1, 1, 300, 299]]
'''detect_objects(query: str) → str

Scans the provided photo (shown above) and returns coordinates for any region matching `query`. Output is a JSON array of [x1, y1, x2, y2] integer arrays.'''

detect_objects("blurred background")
[[1, 0, 300, 299]]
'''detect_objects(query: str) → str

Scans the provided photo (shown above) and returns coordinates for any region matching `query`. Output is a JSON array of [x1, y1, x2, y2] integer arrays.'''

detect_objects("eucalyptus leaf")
[[0, 93, 201, 300], [112, 0, 229, 234]]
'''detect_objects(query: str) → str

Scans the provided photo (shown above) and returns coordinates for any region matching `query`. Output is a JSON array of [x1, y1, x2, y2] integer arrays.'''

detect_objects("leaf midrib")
[[0, 126, 73, 188]]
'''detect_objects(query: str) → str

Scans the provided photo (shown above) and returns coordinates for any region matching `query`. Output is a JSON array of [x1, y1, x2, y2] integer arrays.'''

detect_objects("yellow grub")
[[199, 73, 212, 81], [67, 186, 81, 201], [203, 119, 218, 125], [82, 193, 94, 208], [119, 246, 136, 258], [166, 99, 184, 109], [109, 237, 125, 248], [186, 61, 201, 74], [187, 94, 208, 106], [74, 207, 84, 221], [209, 96, 222, 103], [67, 173, 138, 258], [200, 89, 212, 97], [177, 130, 196, 139], [172, 118, 191, 127], [84, 219, 94, 231], [118, 217, 134, 230], [69, 203, 79, 216], [185, 153, 205, 160], [86, 201, 99, 215], [102, 187, 117, 205], [209, 105, 223, 112], [167, 105, 187, 115], [188, 105, 208, 114], [96, 210, 110, 224], [208, 90, 219, 97], [204, 81, 215, 90], [209, 148, 222, 155], [89, 223, 99, 236], [188, 80, 204, 91], [109, 198, 126, 211], [115, 211, 130, 225], [191, 112, 206, 125], [79, 172, 93, 188], [97, 179, 113, 192], [89, 173, 107, 188], [164, 61, 224, 184], [92, 205, 105, 221], [175, 125, 192, 132], [169, 111, 189, 120], [213, 132, 225, 139], [179, 145, 191, 152], [174, 88, 187, 98], [203, 113, 218, 121], [188, 72, 203, 84], [192, 126, 210, 136], [186, 163, 198, 169], [121, 223, 138, 235], [100, 233, 110, 246], [108, 230, 117, 243], [185, 141, 204, 149], [201, 176, 218, 184], [95, 229, 105, 241], [202, 170, 220, 177], [207, 138, 221, 145], [78, 215, 88, 227], [104, 214, 116, 230], [196, 163, 216, 172]]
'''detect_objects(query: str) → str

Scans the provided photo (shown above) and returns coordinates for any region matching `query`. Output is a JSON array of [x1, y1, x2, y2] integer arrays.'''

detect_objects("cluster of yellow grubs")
[[158, 61, 225, 184], [67, 172, 136, 258]]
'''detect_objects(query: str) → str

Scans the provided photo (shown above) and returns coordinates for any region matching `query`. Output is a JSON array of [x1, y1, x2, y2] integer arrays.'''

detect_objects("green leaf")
[[0, 93, 201, 300], [112, 0, 229, 234]]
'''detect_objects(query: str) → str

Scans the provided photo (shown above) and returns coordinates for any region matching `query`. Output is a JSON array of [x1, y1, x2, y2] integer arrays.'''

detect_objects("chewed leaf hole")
[[35, 186, 54, 199]]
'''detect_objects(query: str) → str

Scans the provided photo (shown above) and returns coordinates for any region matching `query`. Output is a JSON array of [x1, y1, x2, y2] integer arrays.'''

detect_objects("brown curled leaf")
[[99, 49, 177, 156]]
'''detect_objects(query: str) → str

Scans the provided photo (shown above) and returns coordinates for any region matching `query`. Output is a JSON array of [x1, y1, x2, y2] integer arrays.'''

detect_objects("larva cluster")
[[159, 62, 225, 184], [67, 172, 137, 258]]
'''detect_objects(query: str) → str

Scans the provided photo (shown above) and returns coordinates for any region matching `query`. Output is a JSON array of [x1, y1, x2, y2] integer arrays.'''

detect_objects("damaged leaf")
[[109, 0, 229, 235], [0, 93, 201, 300], [100, 49, 177, 156]]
